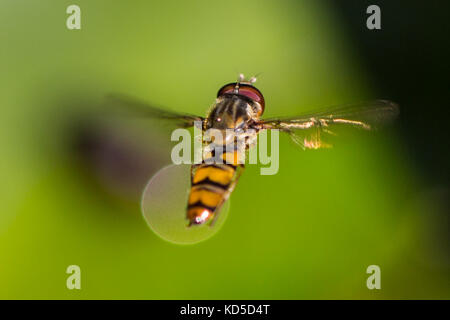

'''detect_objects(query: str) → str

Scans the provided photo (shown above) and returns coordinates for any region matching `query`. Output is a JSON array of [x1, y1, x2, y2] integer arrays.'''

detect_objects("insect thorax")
[[202, 95, 259, 164]]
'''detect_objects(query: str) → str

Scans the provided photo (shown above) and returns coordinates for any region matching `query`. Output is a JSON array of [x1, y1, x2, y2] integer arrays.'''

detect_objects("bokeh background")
[[0, 0, 448, 299]]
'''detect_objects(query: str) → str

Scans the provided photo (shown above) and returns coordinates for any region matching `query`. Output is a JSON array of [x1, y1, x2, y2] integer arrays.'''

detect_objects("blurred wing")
[[257, 100, 399, 149], [106, 93, 204, 128]]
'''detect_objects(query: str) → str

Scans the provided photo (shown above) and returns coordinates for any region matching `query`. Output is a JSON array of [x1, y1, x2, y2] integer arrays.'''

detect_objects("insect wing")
[[107, 93, 204, 128], [258, 100, 399, 149]]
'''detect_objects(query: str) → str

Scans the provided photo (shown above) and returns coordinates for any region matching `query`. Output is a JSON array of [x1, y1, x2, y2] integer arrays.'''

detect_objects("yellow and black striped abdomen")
[[187, 162, 236, 225], [186, 93, 254, 225]]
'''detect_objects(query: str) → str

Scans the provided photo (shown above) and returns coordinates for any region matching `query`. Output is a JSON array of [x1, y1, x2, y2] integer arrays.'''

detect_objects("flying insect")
[[109, 74, 399, 226]]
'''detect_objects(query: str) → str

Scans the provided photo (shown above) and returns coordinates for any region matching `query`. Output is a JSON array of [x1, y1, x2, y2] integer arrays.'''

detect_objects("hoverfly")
[[109, 74, 398, 227]]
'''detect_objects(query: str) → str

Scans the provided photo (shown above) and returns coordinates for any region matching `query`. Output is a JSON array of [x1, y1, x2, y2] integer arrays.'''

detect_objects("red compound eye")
[[217, 82, 265, 114]]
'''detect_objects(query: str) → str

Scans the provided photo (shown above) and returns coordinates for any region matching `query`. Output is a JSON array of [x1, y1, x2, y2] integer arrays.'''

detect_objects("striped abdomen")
[[187, 158, 238, 226]]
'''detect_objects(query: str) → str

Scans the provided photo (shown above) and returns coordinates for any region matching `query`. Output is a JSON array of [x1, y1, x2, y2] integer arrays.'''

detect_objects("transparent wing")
[[257, 100, 399, 149], [106, 93, 204, 128]]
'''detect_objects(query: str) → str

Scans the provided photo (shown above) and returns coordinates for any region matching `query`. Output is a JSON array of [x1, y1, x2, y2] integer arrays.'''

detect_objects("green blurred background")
[[0, 0, 448, 299]]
